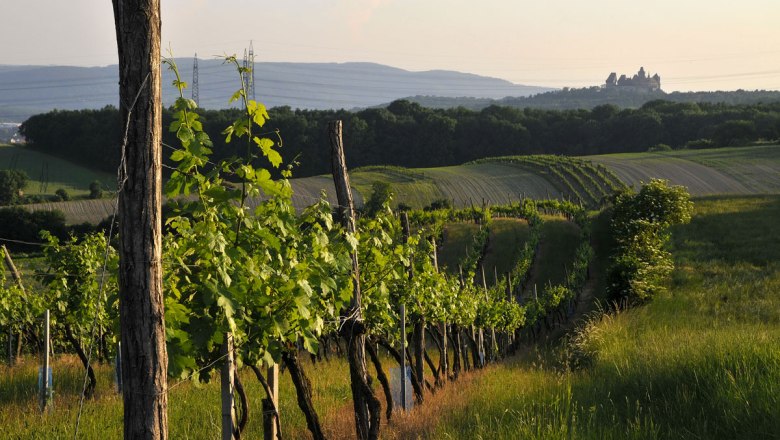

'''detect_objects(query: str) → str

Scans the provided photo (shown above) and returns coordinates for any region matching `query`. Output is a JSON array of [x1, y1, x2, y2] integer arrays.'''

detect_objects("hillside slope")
[[11, 145, 780, 225]]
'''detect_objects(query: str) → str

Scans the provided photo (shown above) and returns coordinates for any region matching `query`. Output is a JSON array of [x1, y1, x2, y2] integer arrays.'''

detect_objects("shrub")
[[89, 181, 103, 199], [0, 169, 28, 205], [54, 188, 70, 201], [0, 207, 68, 251], [685, 138, 715, 149], [606, 179, 693, 306], [647, 143, 672, 152]]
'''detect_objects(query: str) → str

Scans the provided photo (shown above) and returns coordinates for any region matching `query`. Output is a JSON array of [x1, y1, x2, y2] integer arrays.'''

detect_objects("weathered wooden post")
[[116, 342, 123, 394], [399, 303, 407, 411], [329, 120, 380, 440], [112, 1, 168, 437], [432, 238, 447, 384], [263, 364, 280, 440], [400, 212, 414, 406], [3, 244, 24, 366], [221, 333, 236, 440]]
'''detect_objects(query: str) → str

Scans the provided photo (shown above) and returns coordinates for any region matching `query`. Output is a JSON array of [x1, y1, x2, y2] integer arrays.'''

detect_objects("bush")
[[424, 198, 452, 211], [88, 181, 103, 199], [685, 138, 715, 149], [54, 188, 70, 201], [0, 169, 28, 205], [606, 179, 693, 306], [362, 181, 393, 217], [647, 143, 672, 152], [0, 207, 68, 251]]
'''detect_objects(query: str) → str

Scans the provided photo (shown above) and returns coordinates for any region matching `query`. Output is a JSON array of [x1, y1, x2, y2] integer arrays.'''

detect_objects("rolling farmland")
[[9, 144, 780, 225]]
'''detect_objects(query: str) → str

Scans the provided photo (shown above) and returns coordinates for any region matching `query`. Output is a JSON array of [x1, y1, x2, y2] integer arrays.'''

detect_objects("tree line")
[[19, 99, 780, 179]]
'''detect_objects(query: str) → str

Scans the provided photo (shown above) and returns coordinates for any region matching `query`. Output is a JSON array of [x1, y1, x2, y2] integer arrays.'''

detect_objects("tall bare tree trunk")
[[112, 1, 168, 438]]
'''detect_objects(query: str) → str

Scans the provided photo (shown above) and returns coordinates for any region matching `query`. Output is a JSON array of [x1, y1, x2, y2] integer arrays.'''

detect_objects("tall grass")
[[0, 354, 355, 439], [406, 195, 780, 439]]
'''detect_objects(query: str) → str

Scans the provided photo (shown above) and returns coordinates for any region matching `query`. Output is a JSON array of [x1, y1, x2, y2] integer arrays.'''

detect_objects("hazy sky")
[[1, 0, 778, 92]]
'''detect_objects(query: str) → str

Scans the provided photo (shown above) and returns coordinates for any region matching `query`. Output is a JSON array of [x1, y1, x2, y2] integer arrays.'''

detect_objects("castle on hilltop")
[[605, 67, 661, 92]]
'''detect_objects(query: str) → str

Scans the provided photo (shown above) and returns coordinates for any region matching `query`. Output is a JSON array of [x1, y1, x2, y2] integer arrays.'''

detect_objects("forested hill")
[[397, 87, 780, 111], [20, 100, 780, 178], [0, 61, 551, 121]]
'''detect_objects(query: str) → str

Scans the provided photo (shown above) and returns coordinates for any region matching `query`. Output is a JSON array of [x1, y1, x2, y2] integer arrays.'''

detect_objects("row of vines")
[[1, 60, 597, 440]]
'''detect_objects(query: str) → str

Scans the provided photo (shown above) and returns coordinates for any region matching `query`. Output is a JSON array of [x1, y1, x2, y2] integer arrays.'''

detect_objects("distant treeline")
[[404, 88, 780, 111], [20, 99, 780, 178]]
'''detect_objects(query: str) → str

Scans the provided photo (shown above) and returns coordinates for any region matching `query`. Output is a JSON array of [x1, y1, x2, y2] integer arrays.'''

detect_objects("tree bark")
[[112, 1, 168, 438], [283, 351, 325, 440]]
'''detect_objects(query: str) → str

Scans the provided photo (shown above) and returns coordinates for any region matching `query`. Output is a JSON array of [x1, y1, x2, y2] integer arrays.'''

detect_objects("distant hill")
[[397, 87, 780, 110], [0, 60, 552, 121]]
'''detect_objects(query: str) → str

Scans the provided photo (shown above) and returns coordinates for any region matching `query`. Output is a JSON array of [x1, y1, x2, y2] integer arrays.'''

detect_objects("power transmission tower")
[[192, 53, 199, 107], [242, 41, 255, 101], [248, 41, 255, 101]]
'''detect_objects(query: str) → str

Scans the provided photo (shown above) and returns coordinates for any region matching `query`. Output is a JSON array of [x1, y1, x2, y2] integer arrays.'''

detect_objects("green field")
[[409, 195, 780, 439], [12, 144, 780, 225], [589, 144, 780, 195], [0, 144, 114, 199]]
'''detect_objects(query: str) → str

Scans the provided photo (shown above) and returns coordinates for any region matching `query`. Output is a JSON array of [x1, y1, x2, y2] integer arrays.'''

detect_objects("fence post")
[[3, 245, 25, 366], [399, 303, 407, 411], [329, 120, 378, 439], [263, 363, 280, 440], [116, 342, 123, 394], [221, 333, 236, 440]]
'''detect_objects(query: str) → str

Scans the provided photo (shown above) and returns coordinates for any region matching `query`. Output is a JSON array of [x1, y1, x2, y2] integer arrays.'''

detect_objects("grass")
[[397, 194, 780, 439], [438, 222, 480, 274], [480, 218, 531, 287], [0, 353, 356, 439], [521, 216, 582, 299], [0, 144, 113, 198], [588, 144, 780, 196]]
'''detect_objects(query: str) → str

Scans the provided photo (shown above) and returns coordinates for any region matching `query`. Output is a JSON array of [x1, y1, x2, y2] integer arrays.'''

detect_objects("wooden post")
[[3, 245, 25, 366], [399, 303, 407, 411], [2, 245, 25, 292], [329, 120, 379, 440], [221, 333, 236, 440], [505, 272, 512, 302], [264, 363, 279, 440], [116, 342, 123, 394], [112, 0, 168, 438], [40, 309, 51, 413], [432, 238, 447, 384], [401, 211, 425, 403]]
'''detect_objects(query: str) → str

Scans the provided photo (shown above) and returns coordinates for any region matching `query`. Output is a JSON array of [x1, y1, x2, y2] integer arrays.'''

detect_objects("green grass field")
[[589, 144, 780, 195], [411, 195, 780, 439], [480, 218, 531, 287], [0, 144, 113, 198]]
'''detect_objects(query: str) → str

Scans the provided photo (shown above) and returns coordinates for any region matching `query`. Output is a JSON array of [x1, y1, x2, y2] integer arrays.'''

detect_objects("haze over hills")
[[0, 60, 553, 121]]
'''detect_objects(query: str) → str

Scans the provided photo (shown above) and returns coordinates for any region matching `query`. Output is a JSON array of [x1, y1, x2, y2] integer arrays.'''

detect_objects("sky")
[[1, 0, 779, 92]]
